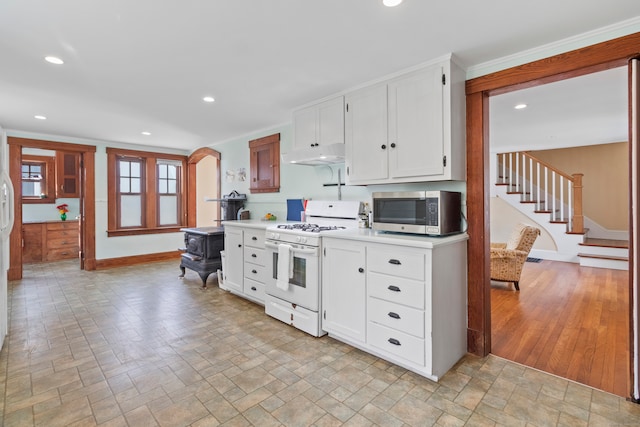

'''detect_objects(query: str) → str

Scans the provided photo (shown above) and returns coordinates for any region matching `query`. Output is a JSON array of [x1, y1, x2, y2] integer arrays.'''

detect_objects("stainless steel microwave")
[[372, 190, 462, 236]]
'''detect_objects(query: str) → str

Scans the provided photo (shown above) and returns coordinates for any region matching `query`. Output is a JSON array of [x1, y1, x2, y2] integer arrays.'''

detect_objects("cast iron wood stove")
[[179, 226, 225, 288]]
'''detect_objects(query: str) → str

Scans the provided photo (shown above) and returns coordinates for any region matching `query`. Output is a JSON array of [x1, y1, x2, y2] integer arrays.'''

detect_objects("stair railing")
[[496, 151, 584, 234]]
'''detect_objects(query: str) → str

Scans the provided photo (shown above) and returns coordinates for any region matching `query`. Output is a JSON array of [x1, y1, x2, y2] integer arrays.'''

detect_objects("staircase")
[[495, 151, 628, 270]]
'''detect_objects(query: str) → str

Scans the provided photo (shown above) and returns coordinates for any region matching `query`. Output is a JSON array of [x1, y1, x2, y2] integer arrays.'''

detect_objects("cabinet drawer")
[[243, 278, 265, 303], [46, 221, 77, 231], [368, 272, 425, 310], [243, 231, 265, 248], [243, 247, 266, 266], [47, 228, 77, 239], [368, 321, 425, 366], [47, 237, 78, 250], [46, 247, 78, 261], [244, 262, 268, 283], [368, 297, 424, 338], [368, 246, 425, 281]]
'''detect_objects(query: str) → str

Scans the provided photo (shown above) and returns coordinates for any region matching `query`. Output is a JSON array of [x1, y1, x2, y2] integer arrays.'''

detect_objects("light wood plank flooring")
[[491, 259, 629, 397]]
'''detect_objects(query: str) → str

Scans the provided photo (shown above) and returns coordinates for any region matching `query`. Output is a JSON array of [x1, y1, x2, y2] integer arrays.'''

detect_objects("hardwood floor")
[[491, 259, 629, 397]]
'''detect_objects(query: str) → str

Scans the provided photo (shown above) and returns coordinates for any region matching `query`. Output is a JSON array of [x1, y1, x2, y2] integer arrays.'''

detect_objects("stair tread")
[[577, 253, 628, 261], [580, 238, 629, 249]]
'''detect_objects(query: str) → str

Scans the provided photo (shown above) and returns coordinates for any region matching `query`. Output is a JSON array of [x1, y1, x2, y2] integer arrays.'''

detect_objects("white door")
[[322, 238, 366, 343], [388, 66, 444, 179], [223, 227, 243, 293], [0, 126, 14, 350], [345, 84, 388, 184]]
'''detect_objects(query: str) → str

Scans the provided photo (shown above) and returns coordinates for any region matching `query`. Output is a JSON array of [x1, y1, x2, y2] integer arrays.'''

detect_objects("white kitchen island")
[[321, 229, 468, 382]]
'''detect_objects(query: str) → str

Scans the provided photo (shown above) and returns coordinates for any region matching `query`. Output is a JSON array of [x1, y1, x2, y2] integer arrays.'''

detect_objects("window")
[[21, 155, 55, 204], [107, 148, 187, 236]]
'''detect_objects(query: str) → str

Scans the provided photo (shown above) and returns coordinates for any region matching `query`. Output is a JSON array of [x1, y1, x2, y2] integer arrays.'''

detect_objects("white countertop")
[[222, 220, 468, 248], [321, 228, 468, 249]]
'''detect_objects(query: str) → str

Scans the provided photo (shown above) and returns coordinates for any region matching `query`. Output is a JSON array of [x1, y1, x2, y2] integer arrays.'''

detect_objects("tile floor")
[[2, 260, 640, 426]]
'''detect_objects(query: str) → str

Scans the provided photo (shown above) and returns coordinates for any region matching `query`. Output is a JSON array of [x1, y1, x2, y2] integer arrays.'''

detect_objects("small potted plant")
[[56, 203, 69, 221]]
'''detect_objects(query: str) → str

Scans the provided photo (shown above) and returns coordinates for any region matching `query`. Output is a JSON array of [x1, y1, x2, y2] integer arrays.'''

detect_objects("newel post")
[[571, 173, 584, 233]]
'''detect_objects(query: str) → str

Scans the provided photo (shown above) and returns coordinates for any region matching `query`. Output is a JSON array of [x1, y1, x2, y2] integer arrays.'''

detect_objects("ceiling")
[[0, 1, 639, 152], [490, 66, 629, 152]]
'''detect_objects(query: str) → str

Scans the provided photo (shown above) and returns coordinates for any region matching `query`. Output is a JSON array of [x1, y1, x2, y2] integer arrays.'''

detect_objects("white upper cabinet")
[[345, 55, 465, 185], [293, 96, 345, 151], [344, 84, 388, 183]]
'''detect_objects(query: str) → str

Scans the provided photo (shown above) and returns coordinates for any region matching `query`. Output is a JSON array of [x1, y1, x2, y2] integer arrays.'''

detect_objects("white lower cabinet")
[[321, 234, 467, 381], [223, 223, 267, 305], [321, 237, 367, 344]]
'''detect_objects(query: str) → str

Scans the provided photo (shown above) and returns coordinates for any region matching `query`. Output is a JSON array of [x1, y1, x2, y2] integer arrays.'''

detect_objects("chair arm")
[[490, 248, 527, 260], [490, 242, 507, 249]]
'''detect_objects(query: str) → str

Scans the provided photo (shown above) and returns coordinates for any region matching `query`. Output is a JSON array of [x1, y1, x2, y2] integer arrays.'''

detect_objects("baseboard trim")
[[95, 251, 182, 270]]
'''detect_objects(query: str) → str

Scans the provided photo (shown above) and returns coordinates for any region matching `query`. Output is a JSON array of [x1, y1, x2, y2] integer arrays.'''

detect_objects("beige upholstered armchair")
[[490, 223, 541, 290]]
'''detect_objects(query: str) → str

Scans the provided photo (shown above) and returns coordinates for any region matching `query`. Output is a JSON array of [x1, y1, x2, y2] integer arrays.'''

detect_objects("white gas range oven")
[[264, 200, 363, 337]]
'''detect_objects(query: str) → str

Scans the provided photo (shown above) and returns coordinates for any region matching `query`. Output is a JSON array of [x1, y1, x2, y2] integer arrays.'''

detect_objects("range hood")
[[281, 143, 345, 166]]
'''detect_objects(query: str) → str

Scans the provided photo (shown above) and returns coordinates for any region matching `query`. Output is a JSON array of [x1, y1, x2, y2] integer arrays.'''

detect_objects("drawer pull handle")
[[388, 338, 401, 346], [251, 253, 257, 258], [252, 236, 258, 241], [388, 285, 401, 292], [388, 259, 401, 265], [358, 267, 364, 273], [238, 244, 242, 248], [251, 286, 257, 291], [252, 269, 257, 274], [388, 312, 400, 319]]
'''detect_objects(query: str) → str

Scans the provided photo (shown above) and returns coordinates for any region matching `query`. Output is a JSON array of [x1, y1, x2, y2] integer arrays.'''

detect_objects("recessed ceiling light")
[[203, 96, 215, 103], [383, 0, 403, 6], [141, 131, 151, 136], [44, 56, 64, 65], [34, 115, 47, 120], [514, 103, 528, 110]]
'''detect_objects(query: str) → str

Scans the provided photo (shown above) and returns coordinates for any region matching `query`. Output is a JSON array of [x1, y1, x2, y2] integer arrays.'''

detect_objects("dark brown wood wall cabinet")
[[249, 133, 280, 194], [56, 151, 80, 198]]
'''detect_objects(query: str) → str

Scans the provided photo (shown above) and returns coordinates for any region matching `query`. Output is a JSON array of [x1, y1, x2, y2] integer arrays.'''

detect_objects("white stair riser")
[[578, 245, 628, 258], [579, 257, 628, 271]]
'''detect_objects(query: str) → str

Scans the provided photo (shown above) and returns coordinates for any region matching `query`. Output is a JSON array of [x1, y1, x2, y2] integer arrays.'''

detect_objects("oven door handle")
[[265, 241, 317, 255]]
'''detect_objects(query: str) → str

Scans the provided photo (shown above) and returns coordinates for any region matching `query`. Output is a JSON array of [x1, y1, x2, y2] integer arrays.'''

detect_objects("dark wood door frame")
[[465, 32, 640, 397], [7, 137, 96, 279]]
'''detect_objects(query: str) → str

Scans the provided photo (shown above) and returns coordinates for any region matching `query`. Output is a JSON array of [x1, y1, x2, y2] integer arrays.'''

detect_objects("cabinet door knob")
[[358, 267, 364, 273], [388, 285, 401, 292], [252, 236, 258, 240], [251, 286, 257, 291], [252, 269, 257, 274], [388, 338, 401, 346], [390, 143, 396, 148], [381, 144, 387, 150], [251, 253, 257, 258], [388, 259, 401, 265], [388, 312, 400, 319], [238, 244, 242, 247]]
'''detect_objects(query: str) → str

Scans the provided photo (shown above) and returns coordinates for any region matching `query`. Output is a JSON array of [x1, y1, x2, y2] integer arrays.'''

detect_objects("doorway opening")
[[487, 68, 630, 395], [7, 137, 96, 280]]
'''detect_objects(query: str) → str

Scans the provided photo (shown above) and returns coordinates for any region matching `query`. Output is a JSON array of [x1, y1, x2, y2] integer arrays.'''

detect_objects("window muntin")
[[21, 155, 56, 204]]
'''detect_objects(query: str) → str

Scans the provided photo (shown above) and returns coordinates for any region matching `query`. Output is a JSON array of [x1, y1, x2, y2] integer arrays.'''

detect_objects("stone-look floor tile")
[[359, 402, 404, 427], [316, 394, 357, 422], [388, 394, 442, 426], [33, 395, 93, 427], [228, 366, 276, 394], [271, 395, 327, 426], [436, 412, 467, 427], [124, 405, 160, 427], [241, 405, 281, 427], [329, 365, 374, 394]]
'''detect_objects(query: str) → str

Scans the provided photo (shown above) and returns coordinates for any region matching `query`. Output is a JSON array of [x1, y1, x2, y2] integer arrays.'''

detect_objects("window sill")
[[23, 197, 55, 204], [107, 226, 184, 237]]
